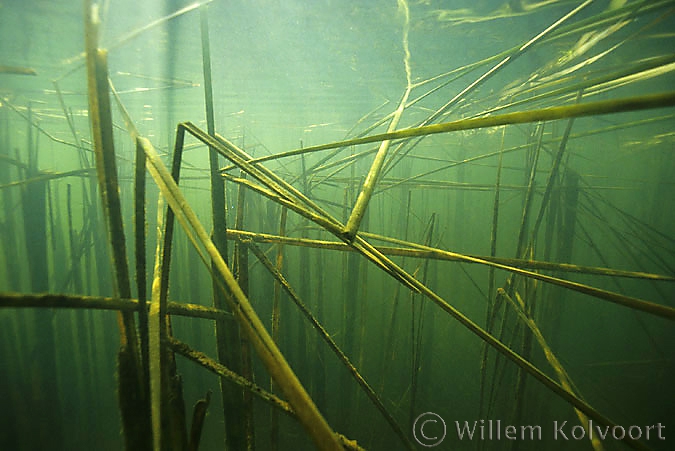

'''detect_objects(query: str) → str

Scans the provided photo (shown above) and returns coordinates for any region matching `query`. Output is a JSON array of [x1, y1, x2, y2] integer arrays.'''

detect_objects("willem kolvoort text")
[[454, 419, 666, 442]]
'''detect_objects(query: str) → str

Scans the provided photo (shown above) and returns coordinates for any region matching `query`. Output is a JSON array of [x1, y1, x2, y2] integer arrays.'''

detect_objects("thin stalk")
[[313, 230, 327, 413], [410, 213, 435, 426], [168, 338, 366, 451], [343, 238, 651, 451], [514, 123, 544, 260], [245, 239, 416, 451], [343, 0, 413, 238], [0, 65, 36, 75], [1, 97, 85, 151], [84, 5, 148, 448], [360, 230, 675, 318], [481, 54, 675, 118], [240, 91, 675, 164], [529, 91, 582, 251], [184, 122, 342, 231], [270, 207, 287, 451], [169, 337, 293, 416], [135, 135, 150, 403], [188, 392, 211, 451], [379, 190, 411, 397], [59, 1, 211, 80], [84, 2, 139, 355], [222, 168, 675, 320], [221, 229, 675, 279], [501, 289, 604, 451], [233, 173, 255, 451], [207, 123, 653, 450], [0, 168, 95, 191], [343, 86, 410, 240], [0, 108, 21, 292], [138, 136, 343, 450], [296, 154, 311, 385], [0, 291, 234, 321], [153, 132, 189, 451], [480, 127, 505, 415], [149, 197, 165, 451], [52, 79, 91, 168], [130, 114, 666, 451], [20, 101, 62, 449], [199, 5, 247, 447], [340, 185, 357, 431], [67, 184, 82, 294]]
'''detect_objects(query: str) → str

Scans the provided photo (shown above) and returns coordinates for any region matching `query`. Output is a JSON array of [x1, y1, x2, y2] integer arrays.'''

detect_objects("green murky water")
[[1, 1, 673, 450]]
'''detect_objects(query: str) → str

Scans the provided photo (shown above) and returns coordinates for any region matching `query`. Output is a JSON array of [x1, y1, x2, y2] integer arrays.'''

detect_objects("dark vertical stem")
[[529, 90, 582, 247], [67, 183, 90, 446], [558, 169, 580, 265], [454, 145, 466, 248], [131, 117, 188, 450], [270, 207, 287, 451], [246, 239, 416, 450], [188, 391, 211, 451], [90, 173, 111, 295], [84, 3, 149, 448], [0, 317, 31, 449], [379, 190, 411, 393], [164, 0, 180, 152], [355, 202, 369, 389], [21, 102, 63, 450], [313, 239, 326, 413], [200, 6, 216, 141], [199, 5, 246, 450], [233, 177, 255, 451], [515, 123, 543, 261], [410, 213, 435, 424], [45, 165, 60, 262], [134, 138, 150, 411], [510, 308, 533, 451], [0, 108, 21, 291], [531, 96, 580, 362], [155, 128, 190, 451], [22, 103, 50, 293], [480, 129, 505, 417], [486, 123, 543, 426], [297, 152, 310, 384], [85, 22, 138, 353], [67, 184, 82, 293], [341, 184, 360, 431], [509, 124, 544, 433]]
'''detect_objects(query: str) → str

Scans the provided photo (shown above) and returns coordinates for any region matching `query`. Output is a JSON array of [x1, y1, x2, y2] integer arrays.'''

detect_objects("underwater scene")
[[1, 0, 674, 450]]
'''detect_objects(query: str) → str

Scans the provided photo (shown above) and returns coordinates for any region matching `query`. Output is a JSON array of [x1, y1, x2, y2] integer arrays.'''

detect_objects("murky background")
[[1, 1, 674, 450]]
